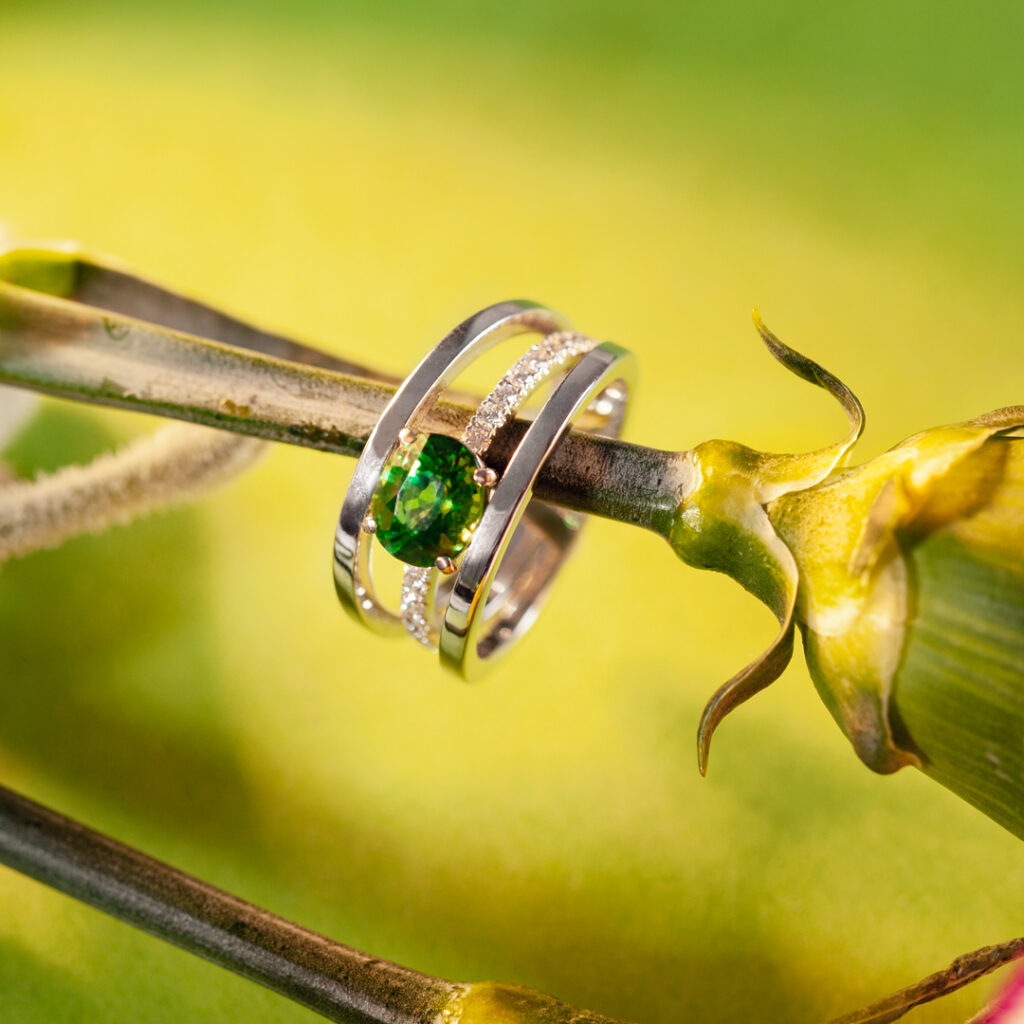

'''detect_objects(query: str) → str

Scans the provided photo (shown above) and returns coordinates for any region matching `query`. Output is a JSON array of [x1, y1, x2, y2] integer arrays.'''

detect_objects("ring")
[[333, 300, 635, 677]]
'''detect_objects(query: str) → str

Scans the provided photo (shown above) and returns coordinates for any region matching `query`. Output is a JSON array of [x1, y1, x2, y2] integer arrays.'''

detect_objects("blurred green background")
[[2, 3, 1024, 1022]]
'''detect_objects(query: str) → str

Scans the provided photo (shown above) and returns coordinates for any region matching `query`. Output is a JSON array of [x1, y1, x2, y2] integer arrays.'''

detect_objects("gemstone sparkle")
[[371, 433, 486, 568]]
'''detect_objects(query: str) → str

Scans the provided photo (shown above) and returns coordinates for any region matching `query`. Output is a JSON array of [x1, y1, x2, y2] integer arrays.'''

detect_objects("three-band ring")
[[332, 300, 635, 678]]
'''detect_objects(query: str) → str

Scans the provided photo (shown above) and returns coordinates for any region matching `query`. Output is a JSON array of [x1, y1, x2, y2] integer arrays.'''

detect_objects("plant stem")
[[0, 782, 633, 1023], [0, 252, 694, 538], [0, 782, 459, 1024], [825, 937, 1024, 1024]]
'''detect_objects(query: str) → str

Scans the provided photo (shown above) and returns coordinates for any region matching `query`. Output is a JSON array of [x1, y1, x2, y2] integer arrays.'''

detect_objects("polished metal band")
[[332, 300, 570, 636], [439, 341, 634, 678], [399, 329, 597, 648], [332, 300, 634, 677]]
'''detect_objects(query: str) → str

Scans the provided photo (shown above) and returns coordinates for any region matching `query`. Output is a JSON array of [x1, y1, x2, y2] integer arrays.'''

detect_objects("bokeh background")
[[2, 3, 1024, 1022]]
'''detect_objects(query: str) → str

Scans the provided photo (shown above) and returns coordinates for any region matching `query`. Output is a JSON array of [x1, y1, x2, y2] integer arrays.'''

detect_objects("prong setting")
[[398, 427, 417, 446], [362, 515, 377, 534], [435, 555, 456, 575], [473, 466, 499, 488]]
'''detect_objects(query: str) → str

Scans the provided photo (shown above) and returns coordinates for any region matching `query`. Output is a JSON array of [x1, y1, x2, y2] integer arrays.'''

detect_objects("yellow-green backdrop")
[[2, 3, 1023, 1022]]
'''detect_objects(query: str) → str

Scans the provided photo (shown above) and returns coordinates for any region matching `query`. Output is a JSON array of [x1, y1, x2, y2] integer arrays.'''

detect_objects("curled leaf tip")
[[696, 715, 713, 777], [751, 312, 865, 445], [697, 614, 797, 776], [697, 692, 725, 776]]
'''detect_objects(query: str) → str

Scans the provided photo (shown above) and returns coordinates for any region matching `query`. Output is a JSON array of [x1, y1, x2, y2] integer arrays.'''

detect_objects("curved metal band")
[[332, 300, 570, 636], [399, 330, 597, 648], [440, 342, 636, 679]]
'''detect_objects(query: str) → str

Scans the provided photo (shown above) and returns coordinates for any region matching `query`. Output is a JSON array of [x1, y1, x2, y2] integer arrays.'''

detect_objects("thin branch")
[[826, 938, 1024, 1024], [3, 769, 1014, 1024], [0, 782, 631, 1024], [0, 782, 458, 1024], [0, 251, 695, 538]]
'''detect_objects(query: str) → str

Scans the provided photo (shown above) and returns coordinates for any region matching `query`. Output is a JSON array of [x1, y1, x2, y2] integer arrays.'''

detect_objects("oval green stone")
[[371, 433, 487, 567]]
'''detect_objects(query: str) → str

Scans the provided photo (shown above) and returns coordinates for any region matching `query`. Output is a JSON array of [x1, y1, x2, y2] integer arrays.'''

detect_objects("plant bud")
[[672, 314, 1024, 836]]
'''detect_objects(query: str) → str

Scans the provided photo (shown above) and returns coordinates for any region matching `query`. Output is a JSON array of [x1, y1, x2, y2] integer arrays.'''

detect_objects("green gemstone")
[[371, 433, 487, 567]]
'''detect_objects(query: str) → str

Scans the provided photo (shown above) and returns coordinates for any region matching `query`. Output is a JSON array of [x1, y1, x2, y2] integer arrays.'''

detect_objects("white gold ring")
[[332, 300, 635, 676]]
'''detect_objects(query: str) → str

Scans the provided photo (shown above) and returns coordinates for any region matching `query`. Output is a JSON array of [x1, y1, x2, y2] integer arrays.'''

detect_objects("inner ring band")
[[333, 300, 570, 636], [440, 341, 635, 679]]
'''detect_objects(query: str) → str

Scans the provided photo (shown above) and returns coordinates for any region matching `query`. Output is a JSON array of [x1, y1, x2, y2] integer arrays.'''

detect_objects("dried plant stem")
[[0, 782, 630, 1024], [0, 262, 694, 539], [826, 938, 1024, 1024], [2, 770, 1015, 1024], [0, 782, 460, 1024]]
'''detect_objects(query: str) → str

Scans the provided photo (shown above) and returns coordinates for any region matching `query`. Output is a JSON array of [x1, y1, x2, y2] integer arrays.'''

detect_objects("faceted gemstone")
[[371, 433, 487, 567]]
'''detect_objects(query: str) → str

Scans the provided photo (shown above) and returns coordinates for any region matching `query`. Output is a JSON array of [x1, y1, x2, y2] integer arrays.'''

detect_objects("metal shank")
[[332, 301, 570, 636], [441, 342, 636, 679]]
